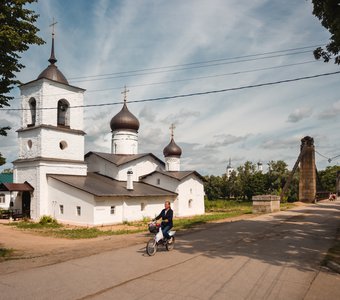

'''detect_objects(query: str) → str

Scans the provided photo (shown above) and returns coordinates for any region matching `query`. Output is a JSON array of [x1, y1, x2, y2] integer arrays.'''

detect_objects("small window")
[[110, 206, 115, 215], [188, 199, 193, 208], [28, 98, 36, 126], [141, 203, 145, 211], [190, 188, 193, 194], [59, 205, 64, 214], [59, 141, 68, 150], [57, 99, 70, 127], [0, 194, 5, 204], [76, 206, 81, 216], [27, 140, 33, 150], [157, 178, 160, 185]]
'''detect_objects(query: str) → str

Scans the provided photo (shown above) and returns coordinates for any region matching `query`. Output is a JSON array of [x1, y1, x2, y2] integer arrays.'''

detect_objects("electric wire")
[[69, 44, 324, 80], [2, 70, 339, 111]]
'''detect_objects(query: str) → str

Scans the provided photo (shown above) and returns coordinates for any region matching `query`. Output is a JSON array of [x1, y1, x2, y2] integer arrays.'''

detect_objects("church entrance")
[[22, 191, 31, 218]]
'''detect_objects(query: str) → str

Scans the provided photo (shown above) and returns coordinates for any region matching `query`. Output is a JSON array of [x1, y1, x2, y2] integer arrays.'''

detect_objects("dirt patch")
[[0, 224, 149, 275]]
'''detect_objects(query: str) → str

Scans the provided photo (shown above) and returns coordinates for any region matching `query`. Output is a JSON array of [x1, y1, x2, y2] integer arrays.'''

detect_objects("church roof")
[[48, 172, 177, 197], [85, 151, 165, 167], [0, 182, 34, 192], [163, 137, 182, 157], [110, 102, 140, 132], [37, 31, 69, 85], [0, 173, 13, 184], [140, 170, 205, 182]]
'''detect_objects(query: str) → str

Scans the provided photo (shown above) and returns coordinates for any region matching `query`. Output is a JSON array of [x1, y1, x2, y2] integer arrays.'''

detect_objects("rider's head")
[[165, 201, 171, 209]]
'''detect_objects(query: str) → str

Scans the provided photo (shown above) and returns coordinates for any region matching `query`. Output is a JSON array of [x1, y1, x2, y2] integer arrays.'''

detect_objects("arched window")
[[57, 99, 70, 127], [28, 98, 36, 126]]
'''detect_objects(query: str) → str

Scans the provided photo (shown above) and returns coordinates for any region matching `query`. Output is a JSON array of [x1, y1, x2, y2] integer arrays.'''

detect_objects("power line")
[[69, 44, 324, 80], [2, 70, 339, 111], [315, 150, 340, 163], [9, 60, 318, 100], [70, 50, 315, 83]]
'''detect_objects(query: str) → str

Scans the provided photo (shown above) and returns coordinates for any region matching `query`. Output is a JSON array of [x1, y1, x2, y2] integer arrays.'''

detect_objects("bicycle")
[[146, 221, 176, 256]]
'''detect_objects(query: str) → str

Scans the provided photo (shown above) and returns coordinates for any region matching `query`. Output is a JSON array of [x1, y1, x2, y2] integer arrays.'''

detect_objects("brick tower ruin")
[[299, 136, 316, 202]]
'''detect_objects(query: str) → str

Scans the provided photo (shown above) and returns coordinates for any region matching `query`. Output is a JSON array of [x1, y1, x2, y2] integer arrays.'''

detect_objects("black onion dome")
[[163, 138, 182, 157], [110, 103, 140, 132], [37, 34, 68, 85]]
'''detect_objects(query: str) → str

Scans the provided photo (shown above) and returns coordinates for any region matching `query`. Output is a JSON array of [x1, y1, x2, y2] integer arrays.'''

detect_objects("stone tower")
[[299, 136, 316, 202], [13, 32, 87, 219]]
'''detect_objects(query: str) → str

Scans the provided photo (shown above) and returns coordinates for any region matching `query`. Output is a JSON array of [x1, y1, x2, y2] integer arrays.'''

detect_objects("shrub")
[[39, 215, 58, 225]]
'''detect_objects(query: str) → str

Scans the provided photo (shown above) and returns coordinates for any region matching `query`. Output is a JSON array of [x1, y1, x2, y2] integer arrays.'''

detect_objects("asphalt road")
[[1, 201, 340, 300]]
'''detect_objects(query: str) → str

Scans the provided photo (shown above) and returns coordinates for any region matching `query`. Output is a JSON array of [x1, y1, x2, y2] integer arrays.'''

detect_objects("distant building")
[[226, 158, 234, 178], [257, 160, 263, 172]]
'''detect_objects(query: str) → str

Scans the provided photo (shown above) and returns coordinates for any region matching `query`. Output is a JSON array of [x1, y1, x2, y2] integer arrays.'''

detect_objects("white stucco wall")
[[0, 192, 11, 209], [48, 177, 95, 225], [142, 173, 205, 217], [86, 154, 160, 182], [111, 130, 138, 155], [14, 161, 87, 220], [18, 128, 85, 161]]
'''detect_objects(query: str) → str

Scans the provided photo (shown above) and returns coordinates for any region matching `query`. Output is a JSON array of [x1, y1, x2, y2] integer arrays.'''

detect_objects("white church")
[[8, 34, 205, 226]]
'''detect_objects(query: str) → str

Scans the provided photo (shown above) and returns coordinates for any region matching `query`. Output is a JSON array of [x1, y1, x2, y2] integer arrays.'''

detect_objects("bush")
[[39, 215, 58, 225]]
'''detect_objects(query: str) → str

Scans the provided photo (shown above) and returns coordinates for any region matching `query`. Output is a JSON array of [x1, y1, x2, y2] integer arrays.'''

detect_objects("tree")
[[0, 153, 5, 166], [318, 165, 340, 192], [0, 0, 44, 135], [312, 0, 340, 64]]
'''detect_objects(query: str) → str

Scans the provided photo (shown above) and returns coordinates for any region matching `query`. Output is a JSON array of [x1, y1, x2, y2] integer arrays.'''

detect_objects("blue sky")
[[0, 0, 339, 175]]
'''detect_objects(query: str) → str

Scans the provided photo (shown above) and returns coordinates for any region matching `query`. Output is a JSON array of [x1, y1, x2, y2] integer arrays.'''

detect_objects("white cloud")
[[1, 0, 339, 175], [318, 100, 340, 120], [287, 107, 313, 123]]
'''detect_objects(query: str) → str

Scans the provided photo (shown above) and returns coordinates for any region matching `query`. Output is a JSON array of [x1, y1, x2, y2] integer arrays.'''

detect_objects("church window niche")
[[27, 140, 33, 150], [28, 98, 36, 127], [59, 140, 68, 150], [57, 99, 70, 127], [188, 199, 193, 208]]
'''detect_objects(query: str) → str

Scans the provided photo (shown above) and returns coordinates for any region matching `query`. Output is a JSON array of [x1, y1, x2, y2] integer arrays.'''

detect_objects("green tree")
[[0, 153, 5, 166], [237, 161, 257, 200], [266, 160, 289, 194], [312, 0, 340, 64], [318, 165, 340, 192], [204, 175, 225, 200], [0, 0, 44, 135]]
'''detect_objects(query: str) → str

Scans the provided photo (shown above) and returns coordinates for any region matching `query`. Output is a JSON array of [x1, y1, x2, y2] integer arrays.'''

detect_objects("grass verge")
[[5, 200, 295, 239], [0, 248, 14, 261]]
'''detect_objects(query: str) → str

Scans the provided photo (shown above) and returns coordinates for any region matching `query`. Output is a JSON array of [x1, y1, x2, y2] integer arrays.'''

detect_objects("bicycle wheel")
[[166, 236, 175, 251], [146, 238, 157, 256]]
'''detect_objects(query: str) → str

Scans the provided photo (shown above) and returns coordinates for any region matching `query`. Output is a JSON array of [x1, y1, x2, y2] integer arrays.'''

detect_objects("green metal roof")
[[0, 173, 13, 183]]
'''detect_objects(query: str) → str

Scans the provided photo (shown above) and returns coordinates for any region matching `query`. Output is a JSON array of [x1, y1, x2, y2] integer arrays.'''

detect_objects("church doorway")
[[22, 191, 31, 218]]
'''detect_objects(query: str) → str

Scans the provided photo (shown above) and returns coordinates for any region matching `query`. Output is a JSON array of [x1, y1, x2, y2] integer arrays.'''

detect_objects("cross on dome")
[[121, 86, 130, 103], [169, 123, 176, 138], [50, 17, 58, 36]]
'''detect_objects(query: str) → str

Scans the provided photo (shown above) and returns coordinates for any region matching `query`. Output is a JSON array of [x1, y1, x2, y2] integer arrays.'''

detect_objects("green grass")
[[0, 248, 14, 260], [5, 200, 295, 239]]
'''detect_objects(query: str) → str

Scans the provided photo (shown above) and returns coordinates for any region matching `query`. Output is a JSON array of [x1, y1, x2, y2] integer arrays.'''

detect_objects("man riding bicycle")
[[154, 201, 173, 241]]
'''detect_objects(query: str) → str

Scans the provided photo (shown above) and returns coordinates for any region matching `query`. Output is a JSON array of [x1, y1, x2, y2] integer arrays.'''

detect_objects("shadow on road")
[[172, 203, 340, 272]]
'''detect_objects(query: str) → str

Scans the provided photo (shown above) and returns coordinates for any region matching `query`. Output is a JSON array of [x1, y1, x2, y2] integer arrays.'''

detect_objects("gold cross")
[[169, 123, 176, 138], [121, 85, 130, 103], [50, 18, 58, 36]]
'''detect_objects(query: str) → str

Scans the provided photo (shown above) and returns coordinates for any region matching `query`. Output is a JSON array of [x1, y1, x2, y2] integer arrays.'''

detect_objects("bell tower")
[[13, 24, 87, 220]]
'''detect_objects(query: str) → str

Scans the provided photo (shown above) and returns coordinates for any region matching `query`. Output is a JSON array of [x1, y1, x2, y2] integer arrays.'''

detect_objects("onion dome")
[[110, 102, 140, 132], [37, 33, 68, 85], [163, 137, 182, 157]]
